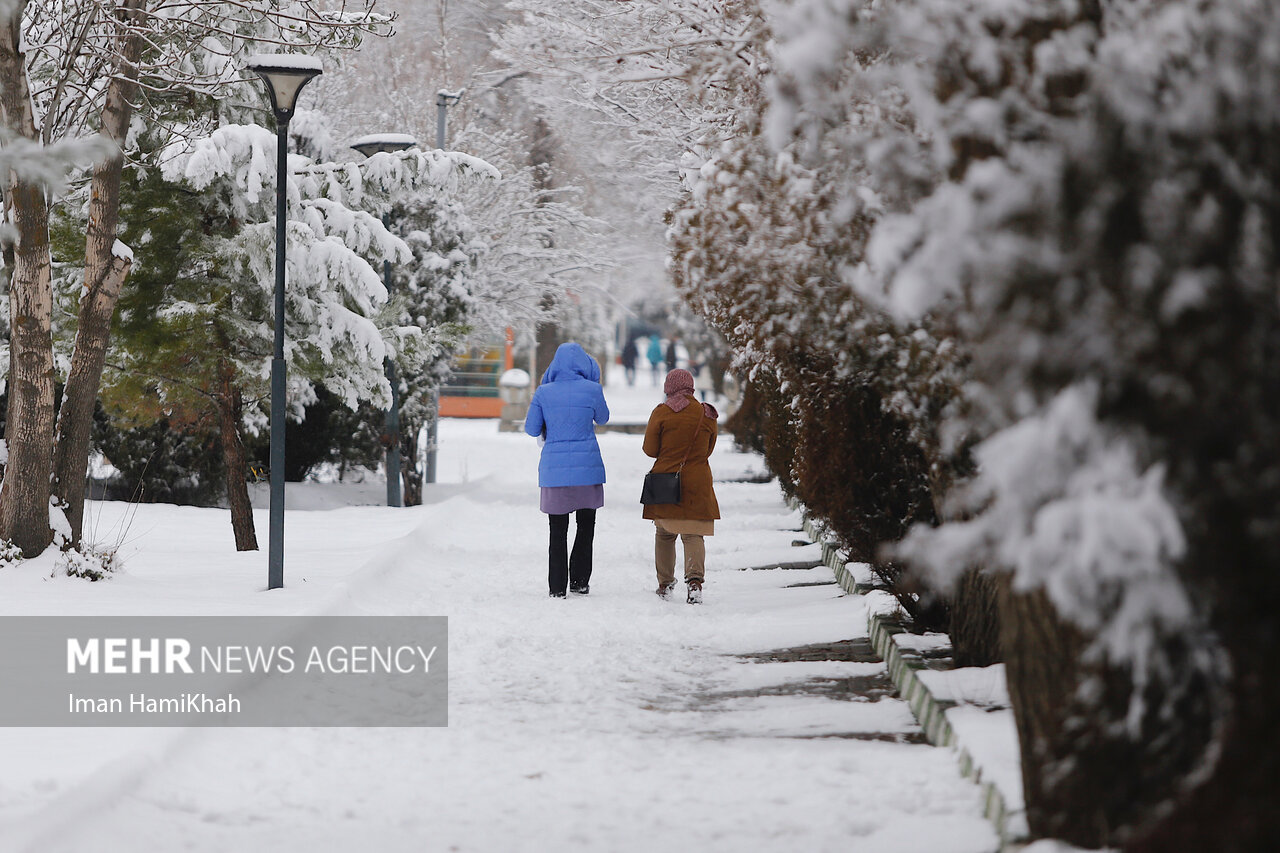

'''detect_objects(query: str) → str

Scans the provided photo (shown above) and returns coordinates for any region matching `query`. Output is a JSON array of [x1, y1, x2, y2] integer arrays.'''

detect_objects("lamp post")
[[246, 54, 322, 590], [425, 89, 464, 485], [351, 133, 418, 508]]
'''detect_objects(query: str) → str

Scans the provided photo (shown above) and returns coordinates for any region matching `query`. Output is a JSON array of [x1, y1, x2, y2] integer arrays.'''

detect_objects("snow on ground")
[[893, 632, 953, 655], [918, 665, 1024, 818], [0, 372, 997, 853], [947, 704, 1024, 817], [918, 664, 1009, 708]]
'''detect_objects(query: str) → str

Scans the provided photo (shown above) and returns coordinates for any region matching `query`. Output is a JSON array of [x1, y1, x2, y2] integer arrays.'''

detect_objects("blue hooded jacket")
[[525, 343, 610, 487]]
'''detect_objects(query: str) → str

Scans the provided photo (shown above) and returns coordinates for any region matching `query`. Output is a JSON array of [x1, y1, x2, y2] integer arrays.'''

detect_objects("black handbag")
[[640, 420, 703, 505], [640, 471, 681, 505]]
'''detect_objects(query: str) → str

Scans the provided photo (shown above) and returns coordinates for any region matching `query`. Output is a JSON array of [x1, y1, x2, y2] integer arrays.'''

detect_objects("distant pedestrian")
[[693, 352, 715, 402], [643, 368, 720, 604], [646, 336, 663, 386], [665, 336, 680, 372], [525, 342, 610, 598], [721, 370, 741, 411], [621, 337, 639, 387]]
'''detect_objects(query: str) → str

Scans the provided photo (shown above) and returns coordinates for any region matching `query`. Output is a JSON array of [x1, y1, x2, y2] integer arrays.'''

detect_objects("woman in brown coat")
[[643, 368, 720, 604]]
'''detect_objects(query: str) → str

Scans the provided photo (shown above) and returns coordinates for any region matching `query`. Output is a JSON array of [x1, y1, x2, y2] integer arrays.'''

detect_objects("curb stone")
[[792, 502, 1028, 851]]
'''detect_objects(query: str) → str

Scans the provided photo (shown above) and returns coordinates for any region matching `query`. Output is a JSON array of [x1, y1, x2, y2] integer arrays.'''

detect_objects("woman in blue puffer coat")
[[524, 342, 610, 597]]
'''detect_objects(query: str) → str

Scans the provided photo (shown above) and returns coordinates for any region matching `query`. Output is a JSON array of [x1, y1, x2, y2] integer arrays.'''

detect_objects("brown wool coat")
[[642, 396, 720, 521]]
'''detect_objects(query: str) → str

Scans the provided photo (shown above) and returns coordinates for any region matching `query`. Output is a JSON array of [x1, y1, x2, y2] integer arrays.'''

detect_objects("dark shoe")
[[569, 584, 589, 595], [686, 580, 703, 605], [656, 581, 677, 600], [549, 591, 566, 598]]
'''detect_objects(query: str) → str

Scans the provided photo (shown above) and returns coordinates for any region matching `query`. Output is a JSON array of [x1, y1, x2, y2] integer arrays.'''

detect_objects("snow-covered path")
[[0, 376, 997, 853]]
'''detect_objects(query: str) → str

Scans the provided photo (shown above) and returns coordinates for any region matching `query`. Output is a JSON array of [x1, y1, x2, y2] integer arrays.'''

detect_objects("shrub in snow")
[[669, 25, 967, 636], [274, 387, 385, 484], [722, 370, 795, 487], [0, 539, 23, 567], [669, 0, 1280, 846], [56, 547, 120, 582], [88, 414, 227, 508], [826, 0, 1277, 847]]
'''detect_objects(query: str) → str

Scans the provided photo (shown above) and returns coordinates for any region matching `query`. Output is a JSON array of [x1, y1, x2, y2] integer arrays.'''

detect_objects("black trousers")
[[548, 509, 596, 594]]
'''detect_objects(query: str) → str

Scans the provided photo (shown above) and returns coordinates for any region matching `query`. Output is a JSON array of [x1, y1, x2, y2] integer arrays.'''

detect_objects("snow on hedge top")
[[351, 133, 418, 149], [896, 382, 1193, 704], [244, 53, 323, 72]]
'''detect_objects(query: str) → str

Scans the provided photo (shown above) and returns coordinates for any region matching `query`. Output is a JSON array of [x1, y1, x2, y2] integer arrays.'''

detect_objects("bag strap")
[[675, 414, 705, 473]]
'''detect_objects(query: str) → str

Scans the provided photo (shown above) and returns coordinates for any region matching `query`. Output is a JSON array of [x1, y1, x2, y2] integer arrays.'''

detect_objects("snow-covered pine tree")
[[379, 191, 479, 507], [84, 126, 496, 548]]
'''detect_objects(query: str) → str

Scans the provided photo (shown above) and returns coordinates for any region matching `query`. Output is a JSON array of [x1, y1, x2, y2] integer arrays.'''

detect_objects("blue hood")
[[541, 342, 600, 384]]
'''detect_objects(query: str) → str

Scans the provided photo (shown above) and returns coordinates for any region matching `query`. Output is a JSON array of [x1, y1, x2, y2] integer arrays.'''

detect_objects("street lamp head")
[[245, 54, 323, 122], [436, 89, 465, 108], [351, 133, 418, 158]]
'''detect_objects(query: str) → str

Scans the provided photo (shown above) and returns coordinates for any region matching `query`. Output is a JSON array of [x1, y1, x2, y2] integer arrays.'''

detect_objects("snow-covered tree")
[[880, 4, 1277, 847], [313, 0, 619, 364], [74, 128, 495, 547], [1, 0, 391, 555], [449, 129, 611, 342], [377, 187, 479, 506], [495, 0, 752, 320], [746, 0, 1280, 847]]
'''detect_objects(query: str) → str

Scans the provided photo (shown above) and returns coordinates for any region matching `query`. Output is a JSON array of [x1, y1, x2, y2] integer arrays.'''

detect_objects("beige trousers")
[[654, 519, 713, 586]]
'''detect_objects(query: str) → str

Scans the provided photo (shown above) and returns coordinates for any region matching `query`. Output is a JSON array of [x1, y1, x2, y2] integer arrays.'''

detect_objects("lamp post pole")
[[269, 110, 288, 588], [246, 55, 322, 590], [351, 134, 418, 508], [426, 89, 463, 486]]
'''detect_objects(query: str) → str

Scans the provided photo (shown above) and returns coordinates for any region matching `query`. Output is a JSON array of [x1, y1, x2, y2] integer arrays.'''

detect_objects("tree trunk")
[[0, 4, 56, 555], [0, 180, 55, 556], [53, 252, 130, 547], [1125, 525, 1279, 851], [948, 567, 1002, 667], [400, 425, 422, 506], [51, 3, 144, 548], [997, 576, 1218, 848], [1126, 644, 1278, 852], [214, 361, 258, 552], [998, 578, 1094, 839], [534, 319, 562, 389]]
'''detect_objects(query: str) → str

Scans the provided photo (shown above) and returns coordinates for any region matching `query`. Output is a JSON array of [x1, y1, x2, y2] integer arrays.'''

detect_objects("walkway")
[[1, 373, 998, 852]]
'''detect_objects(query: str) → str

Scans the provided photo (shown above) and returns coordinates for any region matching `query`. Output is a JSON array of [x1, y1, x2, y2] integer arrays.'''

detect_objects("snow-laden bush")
[[669, 16, 968, 634], [0, 539, 23, 567], [56, 547, 120, 582], [671, 0, 1280, 845], [801, 0, 1277, 847]]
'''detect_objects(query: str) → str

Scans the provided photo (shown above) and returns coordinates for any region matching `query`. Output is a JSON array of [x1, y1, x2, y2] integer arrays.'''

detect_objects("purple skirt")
[[541, 484, 604, 515]]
